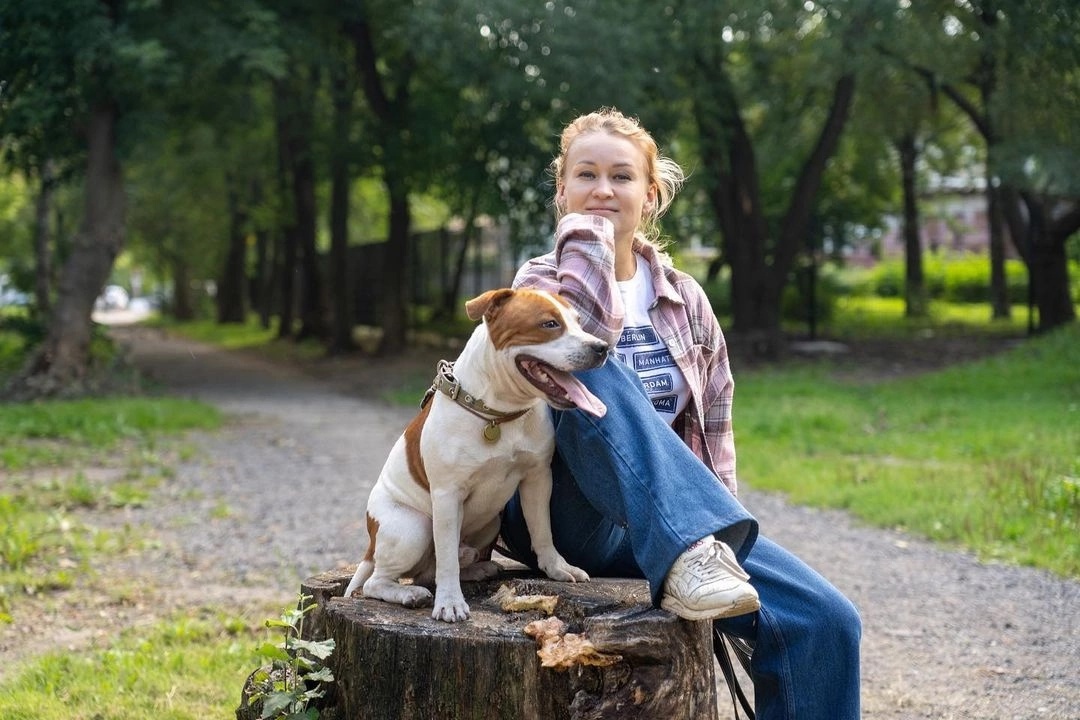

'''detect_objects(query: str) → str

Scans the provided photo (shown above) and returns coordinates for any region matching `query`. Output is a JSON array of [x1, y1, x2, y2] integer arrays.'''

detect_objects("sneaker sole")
[[660, 593, 761, 621]]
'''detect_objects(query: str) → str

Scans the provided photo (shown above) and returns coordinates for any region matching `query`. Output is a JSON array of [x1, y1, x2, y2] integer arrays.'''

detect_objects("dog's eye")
[[541, 320, 561, 330]]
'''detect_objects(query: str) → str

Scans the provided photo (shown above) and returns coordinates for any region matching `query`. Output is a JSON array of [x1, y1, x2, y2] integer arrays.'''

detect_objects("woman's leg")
[[501, 359, 757, 606], [716, 536, 862, 720]]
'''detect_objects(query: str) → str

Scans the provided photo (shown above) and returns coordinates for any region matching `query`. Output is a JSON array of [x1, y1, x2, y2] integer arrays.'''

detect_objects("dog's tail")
[[343, 560, 374, 598]]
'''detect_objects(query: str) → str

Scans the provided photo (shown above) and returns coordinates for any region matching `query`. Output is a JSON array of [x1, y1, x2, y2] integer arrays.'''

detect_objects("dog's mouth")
[[515, 356, 607, 417]]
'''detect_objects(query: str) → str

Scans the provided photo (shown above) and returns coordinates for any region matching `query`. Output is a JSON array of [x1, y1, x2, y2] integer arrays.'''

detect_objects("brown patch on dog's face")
[[363, 513, 379, 562], [404, 398, 431, 490], [482, 291, 569, 351]]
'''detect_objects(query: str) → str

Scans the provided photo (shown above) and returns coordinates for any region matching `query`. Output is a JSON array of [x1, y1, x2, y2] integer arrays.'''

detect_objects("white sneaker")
[[661, 537, 760, 621]]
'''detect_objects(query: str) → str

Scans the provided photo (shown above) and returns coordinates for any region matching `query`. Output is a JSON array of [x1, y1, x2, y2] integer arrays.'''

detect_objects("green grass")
[[0, 397, 222, 620], [817, 296, 1032, 338], [736, 323, 1080, 577], [0, 610, 266, 720]]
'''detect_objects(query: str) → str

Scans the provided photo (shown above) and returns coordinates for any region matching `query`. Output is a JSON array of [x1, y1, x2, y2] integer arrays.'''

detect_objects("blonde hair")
[[551, 107, 685, 246]]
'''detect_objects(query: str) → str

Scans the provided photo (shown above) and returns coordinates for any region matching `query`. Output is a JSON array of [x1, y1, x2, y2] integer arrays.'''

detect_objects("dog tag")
[[483, 422, 501, 443]]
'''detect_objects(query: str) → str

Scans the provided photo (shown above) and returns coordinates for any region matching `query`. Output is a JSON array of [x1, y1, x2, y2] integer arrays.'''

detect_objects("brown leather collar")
[[423, 360, 528, 442]]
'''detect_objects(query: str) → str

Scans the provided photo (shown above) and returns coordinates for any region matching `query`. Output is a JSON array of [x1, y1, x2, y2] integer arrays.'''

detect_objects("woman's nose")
[[593, 178, 613, 197]]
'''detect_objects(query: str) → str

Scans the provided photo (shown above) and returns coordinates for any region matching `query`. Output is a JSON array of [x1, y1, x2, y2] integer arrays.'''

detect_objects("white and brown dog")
[[344, 288, 609, 622]]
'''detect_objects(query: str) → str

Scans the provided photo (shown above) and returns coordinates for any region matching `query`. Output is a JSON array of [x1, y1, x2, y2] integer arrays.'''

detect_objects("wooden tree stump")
[[271, 566, 720, 720]]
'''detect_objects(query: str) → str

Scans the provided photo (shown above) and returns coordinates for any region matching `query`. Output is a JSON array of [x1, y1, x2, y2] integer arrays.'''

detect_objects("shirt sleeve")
[[512, 213, 625, 347]]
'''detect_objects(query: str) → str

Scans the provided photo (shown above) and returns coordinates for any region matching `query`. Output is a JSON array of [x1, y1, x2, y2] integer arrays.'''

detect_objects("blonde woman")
[[500, 108, 861, 719]]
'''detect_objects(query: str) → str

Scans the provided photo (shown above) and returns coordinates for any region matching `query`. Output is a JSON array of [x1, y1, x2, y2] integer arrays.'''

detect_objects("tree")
[[0, 0, 147, 398], [667, 1, 879, 354], [896, 0, 1080, 331]]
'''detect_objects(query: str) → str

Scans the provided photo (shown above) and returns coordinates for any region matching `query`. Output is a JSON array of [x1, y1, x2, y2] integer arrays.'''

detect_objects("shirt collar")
[[631, 234, 685, 306]]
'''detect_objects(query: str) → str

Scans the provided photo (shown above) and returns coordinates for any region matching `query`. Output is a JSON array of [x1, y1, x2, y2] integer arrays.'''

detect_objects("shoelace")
[[687, 540, 750, 583]]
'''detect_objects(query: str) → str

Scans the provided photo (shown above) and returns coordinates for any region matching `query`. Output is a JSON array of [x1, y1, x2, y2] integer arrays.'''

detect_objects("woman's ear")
[[644, 184, 658, 215]]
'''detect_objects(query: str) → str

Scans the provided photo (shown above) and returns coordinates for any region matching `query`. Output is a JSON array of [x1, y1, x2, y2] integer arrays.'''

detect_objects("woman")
[[499, 108, 861, 719]]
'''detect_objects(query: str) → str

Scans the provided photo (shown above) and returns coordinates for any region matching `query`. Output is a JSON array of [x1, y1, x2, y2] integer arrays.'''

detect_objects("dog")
[[343, 287, 609, 622]]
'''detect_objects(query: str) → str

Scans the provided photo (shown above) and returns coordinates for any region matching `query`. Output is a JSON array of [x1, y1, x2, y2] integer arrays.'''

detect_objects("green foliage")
[[246, 594, 335, 720], [0, 610, 264, 720], [736, 323, 1080, 577]]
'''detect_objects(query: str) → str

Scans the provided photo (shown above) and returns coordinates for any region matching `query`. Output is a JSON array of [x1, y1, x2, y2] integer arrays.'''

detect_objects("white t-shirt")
[[615, 254, 689, 423]]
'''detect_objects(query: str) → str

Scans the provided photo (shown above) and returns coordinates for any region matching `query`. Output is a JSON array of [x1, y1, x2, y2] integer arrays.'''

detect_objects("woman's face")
[[558, 132, 655, 247]]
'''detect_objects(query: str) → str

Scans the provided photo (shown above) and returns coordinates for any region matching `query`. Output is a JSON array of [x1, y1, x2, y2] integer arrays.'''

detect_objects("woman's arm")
[[513, 213, 625, 347]]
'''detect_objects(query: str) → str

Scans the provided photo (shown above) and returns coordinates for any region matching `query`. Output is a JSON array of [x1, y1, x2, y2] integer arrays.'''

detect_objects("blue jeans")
[[500, 360, 861, 720]]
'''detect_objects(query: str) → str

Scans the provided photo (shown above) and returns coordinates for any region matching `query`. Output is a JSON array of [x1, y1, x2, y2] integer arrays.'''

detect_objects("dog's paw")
[[400, 587, 435, 608], [458, 544, 480, 567], [460, 559, 500, 582], [538, 552, 590, 583], [432, 594, 471, 623], [364, 578, 433, 608]]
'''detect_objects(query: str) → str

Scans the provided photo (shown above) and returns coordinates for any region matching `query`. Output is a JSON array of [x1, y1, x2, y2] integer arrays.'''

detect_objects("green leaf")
[[305, 667, 334, 683], [259, 691, 296, 719], [292, 638, 335, 660], [256, 642, 291, 663]]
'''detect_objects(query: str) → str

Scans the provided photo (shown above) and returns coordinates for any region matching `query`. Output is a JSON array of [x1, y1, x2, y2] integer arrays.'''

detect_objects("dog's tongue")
[[553, 370, 607, 418]]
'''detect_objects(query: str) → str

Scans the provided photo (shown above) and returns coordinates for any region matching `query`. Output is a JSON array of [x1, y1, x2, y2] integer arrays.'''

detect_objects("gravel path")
[[53, 326, 1080, 718]]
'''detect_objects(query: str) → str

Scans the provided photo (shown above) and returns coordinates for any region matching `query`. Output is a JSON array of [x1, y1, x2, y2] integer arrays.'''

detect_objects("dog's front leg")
[[430, 486, 471, 622], [518, 470, 590, 583]]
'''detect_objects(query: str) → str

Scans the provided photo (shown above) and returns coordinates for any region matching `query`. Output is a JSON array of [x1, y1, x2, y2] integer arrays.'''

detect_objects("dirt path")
[[5, 325, 1078, 718]]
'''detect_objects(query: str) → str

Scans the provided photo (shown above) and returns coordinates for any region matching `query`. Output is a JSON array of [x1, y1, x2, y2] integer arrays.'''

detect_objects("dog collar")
[[424, 359, 528, 443]]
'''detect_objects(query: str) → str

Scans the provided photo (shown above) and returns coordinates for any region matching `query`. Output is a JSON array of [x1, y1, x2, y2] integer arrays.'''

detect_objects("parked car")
[[95, 285, 130, 311]]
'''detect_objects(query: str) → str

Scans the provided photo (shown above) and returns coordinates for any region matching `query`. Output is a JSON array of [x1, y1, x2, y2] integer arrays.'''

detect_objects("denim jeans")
[[500, 359, 861, 720]]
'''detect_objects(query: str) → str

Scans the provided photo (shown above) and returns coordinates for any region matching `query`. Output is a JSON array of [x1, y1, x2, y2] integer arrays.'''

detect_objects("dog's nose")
[[590, 340, 609, 358]]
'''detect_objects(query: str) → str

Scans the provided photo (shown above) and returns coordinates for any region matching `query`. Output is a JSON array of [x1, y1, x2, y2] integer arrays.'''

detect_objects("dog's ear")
[[465, 288, 515, 322]]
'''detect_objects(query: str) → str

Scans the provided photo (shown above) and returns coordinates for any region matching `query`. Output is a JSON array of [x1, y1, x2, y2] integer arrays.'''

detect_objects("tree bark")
[[240, 568, 721, 720], [4, 105, 125, 400], [216, 175, 248, 324], [897, 134, 927, 318], [327, 59, 356, 354], [32, 159, 57, 318], [348, 12, 414, 356]]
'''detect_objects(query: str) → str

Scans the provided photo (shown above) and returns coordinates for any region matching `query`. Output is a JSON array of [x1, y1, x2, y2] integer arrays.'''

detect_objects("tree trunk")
[[377, 180, 411, 356], [32, 159, 57, 318], [348, 11, 414, 356], [171, 254, 196, 321], [1001, 190, 1079, 333], [4, 105, 125, 400], [216, 176, 248, 324], [238, 568, 720, 720], [897, 134, 927, 318], [986, 173, 1010, 320], [273, 78, 299, 340], [694, 54, 855, 357], [327, 61, 355, 354], [291, 70, 328, 343]]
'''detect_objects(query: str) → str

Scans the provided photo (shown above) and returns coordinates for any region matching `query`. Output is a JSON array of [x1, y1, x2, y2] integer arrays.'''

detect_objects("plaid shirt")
[[513, 213, 738, 496]]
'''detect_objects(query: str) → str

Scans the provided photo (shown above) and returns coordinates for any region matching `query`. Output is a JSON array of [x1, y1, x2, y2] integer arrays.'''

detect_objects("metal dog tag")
[[483, 422, 501, 443]]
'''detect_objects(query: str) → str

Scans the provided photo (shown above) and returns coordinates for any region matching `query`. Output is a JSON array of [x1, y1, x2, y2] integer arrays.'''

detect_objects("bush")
[[861, 254, 1030, 304]]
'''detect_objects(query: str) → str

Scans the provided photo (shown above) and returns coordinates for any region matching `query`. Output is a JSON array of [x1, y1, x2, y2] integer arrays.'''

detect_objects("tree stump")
[[263, 566, 720, 720]]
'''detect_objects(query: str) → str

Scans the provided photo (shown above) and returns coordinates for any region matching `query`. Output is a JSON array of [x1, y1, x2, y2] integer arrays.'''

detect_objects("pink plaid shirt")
[[513, 213, 738, 496]]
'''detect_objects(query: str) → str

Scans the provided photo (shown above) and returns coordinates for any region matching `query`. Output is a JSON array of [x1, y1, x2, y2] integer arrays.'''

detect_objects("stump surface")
[[298, 567, 719, 720]]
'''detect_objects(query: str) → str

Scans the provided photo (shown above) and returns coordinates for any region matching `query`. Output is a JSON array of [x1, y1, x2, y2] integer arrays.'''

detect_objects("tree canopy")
[[1, 0, 1077, 395]]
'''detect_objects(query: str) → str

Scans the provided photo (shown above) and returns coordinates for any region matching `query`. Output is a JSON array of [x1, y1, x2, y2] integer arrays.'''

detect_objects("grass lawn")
[[0, 610, 265, 720], [736, 321, 1079, 576]]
